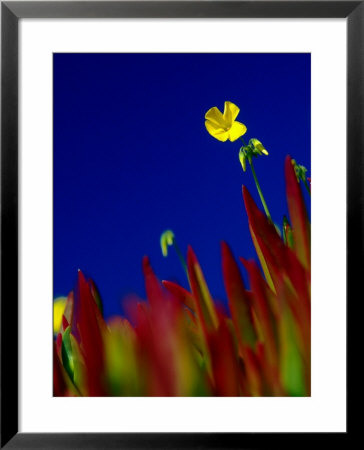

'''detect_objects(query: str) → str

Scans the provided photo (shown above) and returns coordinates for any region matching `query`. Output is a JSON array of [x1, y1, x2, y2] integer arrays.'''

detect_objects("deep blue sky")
[[54, 53, 310, 319]]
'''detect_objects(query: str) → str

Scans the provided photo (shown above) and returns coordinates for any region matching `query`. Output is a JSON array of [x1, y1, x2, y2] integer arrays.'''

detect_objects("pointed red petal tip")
[[239, 256, 249, 267], [76, 268, 89, 296], [239, 257, 254, 272], [187, 245, 198, 266], [284, 154, 310, 269], [162, 279, 189, 294], [142, 255, 152, 275], [221, 241, 245, 288], [187, 246, 200, 283], [285, 155, 298, 190], [220, 241, 230, 274], [220, 240, 230, 258], [62, 315, 69, 330], [142, 255, 159, 283], [142, 255, 166, 311], [242, 185, 260, 218], [285, 154, 298, 187], [242, 185, 249, 203], [242, 186, 258, 222], [142, 255, 150, 265], [162, 280, 195, 311], [77, 268, 86, 284]]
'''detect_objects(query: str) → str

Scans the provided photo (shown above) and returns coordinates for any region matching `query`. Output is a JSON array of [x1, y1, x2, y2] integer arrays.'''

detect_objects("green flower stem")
[[172, 238, 188, 276], [240, 137, 248, 147], [248, 158, 272, 222]]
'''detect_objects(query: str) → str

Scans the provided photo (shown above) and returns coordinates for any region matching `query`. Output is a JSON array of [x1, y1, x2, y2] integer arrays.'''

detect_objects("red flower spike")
[[53, 342, 67, 396], [221, 241, 257, 348], [243, 186, 287, 285], [241, 259, 279, 372], [62, 315, 69, 331], [242, 346, 264, 396], [275, 275, 311, 375], [141, 259, 183, 396], [134, 302, 151, 344], [285, 155, 310, 270], [243, 186, 310, 316], [88, 279, 104, 316], [75, 269, 106, 396], [187, 246, 219, 332], [142, 255, 166, 311], [186, 246, 220, 380], [208, 315, 240, 396], [60, 291, 74, 335], [56, 332, 63, 359], [162, 280, 196, 314], [248, 223, 275, 293]]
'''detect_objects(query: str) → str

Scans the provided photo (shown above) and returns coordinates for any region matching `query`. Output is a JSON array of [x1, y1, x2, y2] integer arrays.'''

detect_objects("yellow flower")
[[53, 296, 67, 334], [205, 101, 247, 142]]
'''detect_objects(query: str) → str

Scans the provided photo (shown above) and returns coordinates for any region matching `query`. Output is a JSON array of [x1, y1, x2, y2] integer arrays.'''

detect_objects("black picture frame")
[[1, 1, 356, 448]]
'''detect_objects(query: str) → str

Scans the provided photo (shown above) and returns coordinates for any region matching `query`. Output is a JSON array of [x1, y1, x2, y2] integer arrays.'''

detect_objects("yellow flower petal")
[[53, 297, 67, 334], [223, 101, 240, 125], [205, 121, 229, 142], [228, 121, 247, 141], [205, 106, 226, 127]]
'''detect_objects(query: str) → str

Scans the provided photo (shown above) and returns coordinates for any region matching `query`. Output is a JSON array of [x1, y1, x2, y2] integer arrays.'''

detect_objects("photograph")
[[53, 52, 311, 397]]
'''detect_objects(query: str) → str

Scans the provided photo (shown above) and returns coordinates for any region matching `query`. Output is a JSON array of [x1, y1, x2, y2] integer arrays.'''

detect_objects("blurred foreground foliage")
[[54, 156, 310, 397]]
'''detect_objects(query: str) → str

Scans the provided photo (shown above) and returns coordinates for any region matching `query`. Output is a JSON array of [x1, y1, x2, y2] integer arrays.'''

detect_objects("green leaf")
[[61, 326, 74, 383]]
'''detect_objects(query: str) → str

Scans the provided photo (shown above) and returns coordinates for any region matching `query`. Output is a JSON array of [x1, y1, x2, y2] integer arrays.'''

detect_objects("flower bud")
[[249, 138, 268, 155], [160, 230, 175, 257], [239, 148, 247, 171]]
